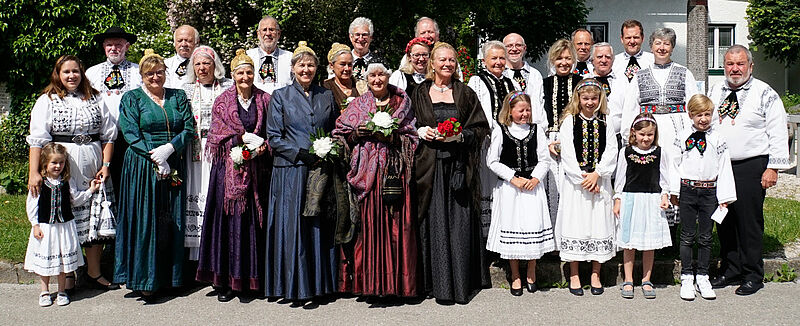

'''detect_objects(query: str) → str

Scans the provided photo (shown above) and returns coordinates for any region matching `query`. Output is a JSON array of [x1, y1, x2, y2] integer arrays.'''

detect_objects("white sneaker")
[[695, 275, 717, 299], [680, 274, 695, 300], [39, 292, 52, 307], [56, 292, 70, 306]]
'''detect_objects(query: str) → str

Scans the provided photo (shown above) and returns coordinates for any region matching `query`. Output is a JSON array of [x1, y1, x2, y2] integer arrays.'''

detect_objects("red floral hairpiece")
[[405, 37, 434, 54]]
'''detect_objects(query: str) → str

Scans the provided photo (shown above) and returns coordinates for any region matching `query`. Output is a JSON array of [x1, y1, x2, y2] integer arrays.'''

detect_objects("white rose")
[[312, 137, 334, 158], [371, 111, 394, 129], [230, 146, 245, 164]]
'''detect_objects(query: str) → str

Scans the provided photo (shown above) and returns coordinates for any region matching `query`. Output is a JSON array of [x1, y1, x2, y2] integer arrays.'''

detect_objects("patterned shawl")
[[332, 85, 418, 201], [205, 85, 271, 224]]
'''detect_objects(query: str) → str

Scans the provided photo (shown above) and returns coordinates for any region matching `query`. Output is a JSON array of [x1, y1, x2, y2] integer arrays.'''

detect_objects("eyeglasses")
[[144, 70, 166, 78], [411, 53, 430, 59], [505, 44, 525, 49], [351, 32, 371, 39]]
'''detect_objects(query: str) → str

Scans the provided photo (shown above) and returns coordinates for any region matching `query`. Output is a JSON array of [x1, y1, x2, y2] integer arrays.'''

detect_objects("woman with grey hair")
[[265, 41, 340, 301], [621, 27, 698, 228], [467, 40, 517, 243], [333, 60, 419, 297], [182, 45, 233, 260]]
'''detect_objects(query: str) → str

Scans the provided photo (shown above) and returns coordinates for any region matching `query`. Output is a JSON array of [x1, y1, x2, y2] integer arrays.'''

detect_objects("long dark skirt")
[[419, 156, 490, 304], [264, 165, 336, 300], [196, 162, 265, 291]]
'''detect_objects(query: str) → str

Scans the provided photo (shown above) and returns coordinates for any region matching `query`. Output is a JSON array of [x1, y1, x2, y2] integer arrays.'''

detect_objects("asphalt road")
[[1, 282, 798, 325]]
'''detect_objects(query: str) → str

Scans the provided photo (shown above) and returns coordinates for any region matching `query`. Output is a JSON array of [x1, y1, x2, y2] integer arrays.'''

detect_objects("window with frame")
[[708, 25, 734, 70], [586, 23, 608, 44]]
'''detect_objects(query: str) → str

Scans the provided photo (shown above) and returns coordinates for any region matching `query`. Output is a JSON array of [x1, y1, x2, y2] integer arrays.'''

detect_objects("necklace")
[[431, 82, 451, 93]]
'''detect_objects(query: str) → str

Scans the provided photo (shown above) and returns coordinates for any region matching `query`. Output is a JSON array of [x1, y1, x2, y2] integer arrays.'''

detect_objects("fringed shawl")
[[205, 86, 271, 225], [332, 85, 418, 201]]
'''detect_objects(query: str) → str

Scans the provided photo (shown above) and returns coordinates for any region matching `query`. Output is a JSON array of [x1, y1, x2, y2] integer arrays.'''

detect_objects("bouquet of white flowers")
[[365, 106, 399, 137], [309, 128, 341, 162], [230, 144, 257, 169]]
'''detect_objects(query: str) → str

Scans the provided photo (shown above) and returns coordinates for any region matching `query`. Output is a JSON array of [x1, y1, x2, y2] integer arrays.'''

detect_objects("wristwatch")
[[103, 162, 111, 167]]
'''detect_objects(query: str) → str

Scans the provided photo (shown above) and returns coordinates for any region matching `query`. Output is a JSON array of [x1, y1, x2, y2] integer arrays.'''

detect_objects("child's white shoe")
[[39, 292, 52, 307], [680, 274, 695, 300], [695, 274, 717, 300], [56, 292, 70, 306]]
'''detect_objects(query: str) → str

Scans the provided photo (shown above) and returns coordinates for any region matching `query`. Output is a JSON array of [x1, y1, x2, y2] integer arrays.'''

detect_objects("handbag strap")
[[100, 181, 107, 202]]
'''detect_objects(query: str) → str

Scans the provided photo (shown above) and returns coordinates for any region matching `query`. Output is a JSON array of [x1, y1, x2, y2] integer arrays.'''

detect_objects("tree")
[[746, 0, 800, 66]]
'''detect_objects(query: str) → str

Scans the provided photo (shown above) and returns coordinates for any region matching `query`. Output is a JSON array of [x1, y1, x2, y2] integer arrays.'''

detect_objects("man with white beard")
[[246, 15, 292, 94], [165, 25, 199, 88], [708, 45, 790, 296], [86, 26, 142, 123]]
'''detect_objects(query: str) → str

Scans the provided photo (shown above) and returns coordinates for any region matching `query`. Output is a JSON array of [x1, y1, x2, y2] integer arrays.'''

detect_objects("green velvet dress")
[[113, 87, 195, 292]]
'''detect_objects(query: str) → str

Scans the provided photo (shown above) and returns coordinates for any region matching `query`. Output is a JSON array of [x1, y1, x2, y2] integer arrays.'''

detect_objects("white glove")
[[241, 132, 265, 149], [149, 143, 175, 165], [156, 161, 171, 178]]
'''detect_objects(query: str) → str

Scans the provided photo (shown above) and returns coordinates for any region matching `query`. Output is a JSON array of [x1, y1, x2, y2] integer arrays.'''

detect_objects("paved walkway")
[[1, 282, 798, 325]]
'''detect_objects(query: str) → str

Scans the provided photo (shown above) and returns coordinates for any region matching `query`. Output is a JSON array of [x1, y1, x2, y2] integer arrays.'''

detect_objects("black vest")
[[622, 146, 662, 193], [38, 180, 75, 224], [498, 125, 538, 179], [572, 114, 607, 172], [403, 73, 419, 98]]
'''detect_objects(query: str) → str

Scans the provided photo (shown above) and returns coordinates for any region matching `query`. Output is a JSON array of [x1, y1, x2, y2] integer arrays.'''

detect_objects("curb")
[[3, 256, 798, 287]]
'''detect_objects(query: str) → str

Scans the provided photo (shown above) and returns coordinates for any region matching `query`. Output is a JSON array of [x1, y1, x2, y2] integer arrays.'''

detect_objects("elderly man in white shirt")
[[164, 25, 199, 88], [612, 19, 655, 84], [588, 42, 626, 136], [246, 15, 292, 94], [349, 17, 376, 82], [86, 27, 142, 123], [707, 45, 790, 296]]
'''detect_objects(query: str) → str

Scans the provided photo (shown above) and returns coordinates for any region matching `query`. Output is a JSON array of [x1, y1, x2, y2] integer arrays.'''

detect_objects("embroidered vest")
[[637, 65, 687, 106], [38, 180, 75, 224], [623, 146, 661, 193], [498, 125, 538, 179], [572, 114, 607, 172]]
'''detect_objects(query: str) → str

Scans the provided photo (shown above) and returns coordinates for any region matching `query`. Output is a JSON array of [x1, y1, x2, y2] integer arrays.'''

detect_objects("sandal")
[[620, 281, 634, 299], [87, 273, 121, 290], [641, 281, 656, 299]]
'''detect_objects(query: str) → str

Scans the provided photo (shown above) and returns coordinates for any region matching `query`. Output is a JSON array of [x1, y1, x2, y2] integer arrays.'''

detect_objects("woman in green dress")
[[113, 49, 195, 301]]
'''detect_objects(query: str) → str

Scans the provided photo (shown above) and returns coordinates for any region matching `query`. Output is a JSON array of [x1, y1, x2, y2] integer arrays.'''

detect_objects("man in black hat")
[[86, 26, 141, 121]]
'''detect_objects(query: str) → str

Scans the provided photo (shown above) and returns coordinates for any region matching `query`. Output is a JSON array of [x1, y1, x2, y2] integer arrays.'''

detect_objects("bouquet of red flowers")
[[437, 117, 463, 137]]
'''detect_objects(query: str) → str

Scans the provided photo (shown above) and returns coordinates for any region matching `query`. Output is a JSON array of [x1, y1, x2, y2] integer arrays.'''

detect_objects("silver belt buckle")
[[72, 134, 91, 145]]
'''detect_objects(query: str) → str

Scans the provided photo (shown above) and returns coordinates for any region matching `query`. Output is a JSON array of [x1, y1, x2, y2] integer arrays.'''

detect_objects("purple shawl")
[[332, 85, 418, 200], [205, 86, 270, 225]]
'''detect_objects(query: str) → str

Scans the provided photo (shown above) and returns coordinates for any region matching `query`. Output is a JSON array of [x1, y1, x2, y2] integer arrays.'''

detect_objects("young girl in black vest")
[[24, 143, 99, 306], [485, 91, 555, 296], [613, 113, 672, 299], [555, 79, 618, 296]]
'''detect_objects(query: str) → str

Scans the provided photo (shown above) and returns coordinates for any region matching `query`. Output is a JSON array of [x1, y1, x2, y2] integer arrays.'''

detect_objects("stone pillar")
[[687, 0, 709, 93]]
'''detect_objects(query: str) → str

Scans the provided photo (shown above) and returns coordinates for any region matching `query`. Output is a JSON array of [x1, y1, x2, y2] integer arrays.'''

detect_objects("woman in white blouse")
[[27, 55, 118, 292]]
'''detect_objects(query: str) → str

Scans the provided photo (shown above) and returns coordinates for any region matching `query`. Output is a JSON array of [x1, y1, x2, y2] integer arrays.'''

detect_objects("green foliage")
[[0, 194, 28, 262], [0, 161, 28, 195], [746, 0, 800, 66], [764, 263, 797, 283], [782, 92, 800, 113]]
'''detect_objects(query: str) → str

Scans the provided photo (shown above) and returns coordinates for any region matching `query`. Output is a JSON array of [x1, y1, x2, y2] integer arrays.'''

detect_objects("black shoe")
[[217, 288, 235, 302], [87, 274, 121, 290], [510, 287, 523, 296], [710, 275, 741, 289], [735, 280, 764, 296], [526, 282, 537, 293], [569, 287, 584, 296], [140, 291, 159, 304], [590, 287, 604, 295]]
